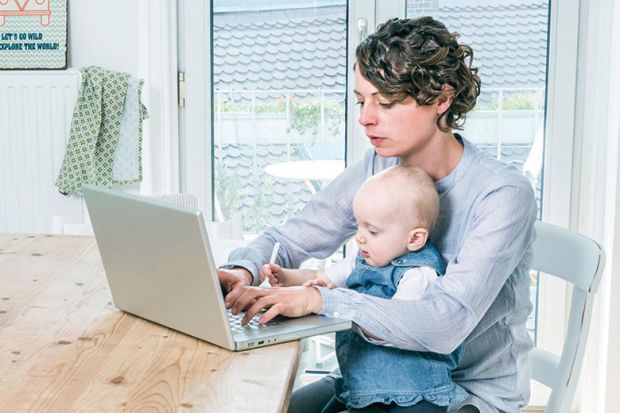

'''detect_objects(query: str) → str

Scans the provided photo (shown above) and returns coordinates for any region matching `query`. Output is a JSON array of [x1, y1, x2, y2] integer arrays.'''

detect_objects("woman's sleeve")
[[317, 177, 537, 354], [224, 150, 383, 285]]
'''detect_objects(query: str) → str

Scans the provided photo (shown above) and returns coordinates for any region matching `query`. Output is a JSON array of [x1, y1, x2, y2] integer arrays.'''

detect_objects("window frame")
[[178, 0, 213, 218], [178, 0, 581, 405], [347, 0, 580, 406], [536, 0, 579, 364]]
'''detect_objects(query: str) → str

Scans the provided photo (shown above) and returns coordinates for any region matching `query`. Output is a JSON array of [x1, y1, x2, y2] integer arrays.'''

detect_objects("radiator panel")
[[0, 71, 83, 234]]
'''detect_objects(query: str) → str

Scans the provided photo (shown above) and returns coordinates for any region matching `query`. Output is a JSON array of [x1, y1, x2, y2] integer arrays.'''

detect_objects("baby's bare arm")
[[260, 264, 323, 286]]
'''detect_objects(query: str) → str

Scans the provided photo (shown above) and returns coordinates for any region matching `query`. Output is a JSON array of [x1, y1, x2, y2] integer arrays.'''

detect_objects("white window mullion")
[[346, 0, 375, 166], [178, 0, 212, 218], [346, 0, 406, 166], [138, 0, 180, 196], [522, 0, 580, 406], [375, 0, 406, 24], [535, 0, 580, 355]]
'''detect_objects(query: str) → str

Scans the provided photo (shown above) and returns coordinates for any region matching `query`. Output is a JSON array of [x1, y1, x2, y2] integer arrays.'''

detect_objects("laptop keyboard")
[[227, 310, 280, 333]]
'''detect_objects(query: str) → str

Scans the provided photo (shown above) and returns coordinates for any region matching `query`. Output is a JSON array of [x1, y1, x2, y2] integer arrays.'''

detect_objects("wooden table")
[[0, 234, 301, 412]]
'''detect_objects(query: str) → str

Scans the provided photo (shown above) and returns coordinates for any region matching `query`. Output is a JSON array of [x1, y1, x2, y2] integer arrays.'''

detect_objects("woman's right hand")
[[259, 263, 285, 287], [225, 285, 324, 325], [217, 267, 253, 293]]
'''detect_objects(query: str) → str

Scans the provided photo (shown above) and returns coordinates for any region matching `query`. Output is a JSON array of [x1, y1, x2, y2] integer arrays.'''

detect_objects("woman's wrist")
[[308, 286, 324, 313], [239, 267, 254, 285], [229, 266, 253, 285]]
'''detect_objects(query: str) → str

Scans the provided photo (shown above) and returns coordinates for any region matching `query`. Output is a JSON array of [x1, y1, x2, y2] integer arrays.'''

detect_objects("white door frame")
[[177, 0, 212, 218], [137, 0, 180, 196], [173, 2, 620, 408]]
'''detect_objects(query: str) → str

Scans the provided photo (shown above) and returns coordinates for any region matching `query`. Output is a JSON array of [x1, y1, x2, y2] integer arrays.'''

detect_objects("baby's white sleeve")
[[392, 267, 438, 300], [324, 253, 355, 288]]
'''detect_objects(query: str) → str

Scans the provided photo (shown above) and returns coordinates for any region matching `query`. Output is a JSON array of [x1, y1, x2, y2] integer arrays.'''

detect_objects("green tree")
[[214, 161, 241, 222]]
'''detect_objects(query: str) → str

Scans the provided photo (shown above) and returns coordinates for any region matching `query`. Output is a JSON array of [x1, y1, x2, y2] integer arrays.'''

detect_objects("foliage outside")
[[214, 88, 544, 234], [475, 90, 545, 111], [214, 161, 241, 222], [215, 93, 345, 138]]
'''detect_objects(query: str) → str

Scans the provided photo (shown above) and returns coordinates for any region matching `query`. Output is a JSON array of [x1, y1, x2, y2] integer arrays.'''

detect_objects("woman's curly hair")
[[356, 16, 481, 132]]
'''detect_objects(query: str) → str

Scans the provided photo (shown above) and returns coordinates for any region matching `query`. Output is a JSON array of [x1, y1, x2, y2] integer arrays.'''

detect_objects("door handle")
[[357, 18, 368, 42]]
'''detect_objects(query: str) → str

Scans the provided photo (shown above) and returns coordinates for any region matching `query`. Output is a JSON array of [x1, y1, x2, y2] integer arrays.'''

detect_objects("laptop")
[[82, 185, 351, 351]]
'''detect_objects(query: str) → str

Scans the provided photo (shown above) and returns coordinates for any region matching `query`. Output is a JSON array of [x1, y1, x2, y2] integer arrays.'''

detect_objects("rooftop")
[[213, 0, 548, 92], [211, 1, 547, 231]]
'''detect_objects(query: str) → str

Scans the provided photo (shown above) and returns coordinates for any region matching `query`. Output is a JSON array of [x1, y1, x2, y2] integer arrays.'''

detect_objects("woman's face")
[[353, 66, 444, 162]]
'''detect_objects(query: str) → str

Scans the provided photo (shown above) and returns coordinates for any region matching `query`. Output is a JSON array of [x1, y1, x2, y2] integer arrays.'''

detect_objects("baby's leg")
[[347, 401, 448, 412], [385, 401, 448, 412]]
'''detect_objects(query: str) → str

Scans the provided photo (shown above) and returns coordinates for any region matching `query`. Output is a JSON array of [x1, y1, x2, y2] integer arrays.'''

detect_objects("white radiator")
[[0, 70, 84, 234]]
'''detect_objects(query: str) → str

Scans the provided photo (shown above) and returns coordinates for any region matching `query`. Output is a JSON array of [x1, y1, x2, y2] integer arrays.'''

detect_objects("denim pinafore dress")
[[335, 243, 468, 409]]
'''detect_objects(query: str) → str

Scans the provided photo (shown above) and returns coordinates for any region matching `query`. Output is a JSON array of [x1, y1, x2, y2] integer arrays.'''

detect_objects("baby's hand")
[[303, 279, 337, 289], [259, 263, 284, 287]]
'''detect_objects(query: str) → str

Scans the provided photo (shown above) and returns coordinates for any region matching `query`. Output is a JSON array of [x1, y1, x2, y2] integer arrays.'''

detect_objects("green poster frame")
[[0, 0, 68, 70]]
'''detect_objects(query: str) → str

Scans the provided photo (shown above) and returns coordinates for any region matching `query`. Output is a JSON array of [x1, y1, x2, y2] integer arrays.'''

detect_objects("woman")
[[219, 16, 536, 413]]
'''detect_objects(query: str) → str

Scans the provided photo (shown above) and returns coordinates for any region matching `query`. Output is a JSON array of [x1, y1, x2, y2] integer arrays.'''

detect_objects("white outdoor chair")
[[528, 221, 605, 412]]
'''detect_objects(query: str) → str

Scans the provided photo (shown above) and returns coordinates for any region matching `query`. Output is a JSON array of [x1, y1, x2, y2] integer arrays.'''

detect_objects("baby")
[[260, 165, 467, 412]]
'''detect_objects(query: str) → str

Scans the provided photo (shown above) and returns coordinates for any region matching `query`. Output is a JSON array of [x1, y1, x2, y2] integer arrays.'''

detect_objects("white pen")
[[260, 242, 280, 288]]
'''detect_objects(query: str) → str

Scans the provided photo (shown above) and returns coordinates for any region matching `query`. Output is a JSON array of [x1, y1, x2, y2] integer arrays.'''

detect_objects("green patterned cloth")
[[55, 66, 148, 195]]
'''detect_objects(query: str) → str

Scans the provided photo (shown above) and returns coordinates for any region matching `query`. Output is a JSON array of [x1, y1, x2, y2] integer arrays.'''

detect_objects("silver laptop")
[[82, 185, 351, 351]]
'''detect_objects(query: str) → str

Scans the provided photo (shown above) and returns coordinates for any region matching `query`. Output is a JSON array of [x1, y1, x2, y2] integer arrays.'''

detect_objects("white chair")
[[529, 221, 605, 412], [54, 194, 200, 236], [146, 193, 198, 209], [320, 221, 604, 413]]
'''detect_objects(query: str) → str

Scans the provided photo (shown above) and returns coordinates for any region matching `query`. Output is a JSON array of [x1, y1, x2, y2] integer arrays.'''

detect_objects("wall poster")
[[0, 0, 67, 70]]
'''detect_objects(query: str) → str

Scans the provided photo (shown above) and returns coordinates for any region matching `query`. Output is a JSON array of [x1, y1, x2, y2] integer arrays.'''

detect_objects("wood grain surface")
[[0, 234, 301, 412]]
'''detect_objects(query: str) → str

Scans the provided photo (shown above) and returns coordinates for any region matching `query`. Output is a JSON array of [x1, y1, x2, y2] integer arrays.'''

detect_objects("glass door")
[[404, 0, 579, 407], [179, 0, 577, 402], [210, 0, 350, 386], [406, 0, 550, 344], [211, 0, 348, 236]]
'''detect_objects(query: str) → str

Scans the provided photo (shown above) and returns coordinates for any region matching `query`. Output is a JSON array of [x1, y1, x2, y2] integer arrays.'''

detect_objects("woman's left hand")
[[224, 286, 323, 325]]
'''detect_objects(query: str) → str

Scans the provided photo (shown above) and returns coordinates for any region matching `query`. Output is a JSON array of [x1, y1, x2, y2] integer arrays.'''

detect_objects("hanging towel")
[[113, 76, 145, 182], [55, 66, 148, 196]]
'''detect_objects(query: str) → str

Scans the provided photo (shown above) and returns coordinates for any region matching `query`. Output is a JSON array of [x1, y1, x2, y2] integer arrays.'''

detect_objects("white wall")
[[58, 1, 143, 233], [67, 1, 140, 73], [0, 1, 175, 234], [66, 0, 178, 198], [0, 2, 144, 235]]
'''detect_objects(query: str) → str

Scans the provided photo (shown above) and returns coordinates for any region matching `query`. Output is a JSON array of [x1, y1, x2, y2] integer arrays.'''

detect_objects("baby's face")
[[352, 188, 416, 267]]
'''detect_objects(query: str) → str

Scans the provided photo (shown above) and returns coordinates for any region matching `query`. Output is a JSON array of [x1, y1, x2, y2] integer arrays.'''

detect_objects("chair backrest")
[[146, 193, 198, 209], [529, 221, 605, 412]]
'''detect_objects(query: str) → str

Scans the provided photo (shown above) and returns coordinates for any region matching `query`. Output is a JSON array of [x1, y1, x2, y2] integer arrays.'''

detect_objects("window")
[[211, 0, 348, 236], [402, 0, 580, 406], [406, 0, 549, 344], [180, 0, 577, 403]]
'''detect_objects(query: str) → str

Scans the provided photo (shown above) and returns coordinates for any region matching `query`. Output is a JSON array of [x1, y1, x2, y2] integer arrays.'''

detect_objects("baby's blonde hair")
[[363, 165, 439, 231]]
